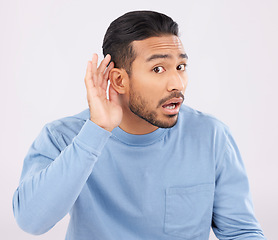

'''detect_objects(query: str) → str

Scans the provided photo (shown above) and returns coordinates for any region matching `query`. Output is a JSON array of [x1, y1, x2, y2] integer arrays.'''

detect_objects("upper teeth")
[[165, 104, 175, 109]]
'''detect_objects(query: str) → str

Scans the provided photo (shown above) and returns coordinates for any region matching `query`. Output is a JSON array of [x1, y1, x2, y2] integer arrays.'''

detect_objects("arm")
[[13, 119, 111, 235], [13, 54, 123, 235], [212, 129, 266, 239]]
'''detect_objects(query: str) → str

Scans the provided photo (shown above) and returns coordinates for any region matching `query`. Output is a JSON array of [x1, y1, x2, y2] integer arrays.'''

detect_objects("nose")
[[167, 71, 187, 92]]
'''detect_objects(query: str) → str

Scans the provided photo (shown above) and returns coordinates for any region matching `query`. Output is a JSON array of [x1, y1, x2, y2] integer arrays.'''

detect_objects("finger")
[[103, 61, 114, 80], [84, 61, 94, 89], [96, 54, 111, 87], [98, 54, 111, 75], [91, 53, 98, 85], [91, 53, 98, 73], [101, 61, 114, 90], [101, 62, 114, 89], [85, 60, 92, 80]]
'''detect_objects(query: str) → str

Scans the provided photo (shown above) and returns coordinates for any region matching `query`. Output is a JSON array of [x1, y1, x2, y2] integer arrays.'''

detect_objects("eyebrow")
[[146, 53, 188, 62]]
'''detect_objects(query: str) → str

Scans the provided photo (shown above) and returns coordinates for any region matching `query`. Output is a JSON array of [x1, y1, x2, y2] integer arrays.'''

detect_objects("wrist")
[[90, 118, 114, 132]]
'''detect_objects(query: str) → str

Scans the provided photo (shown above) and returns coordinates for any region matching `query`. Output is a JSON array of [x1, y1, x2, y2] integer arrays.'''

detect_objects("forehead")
[[132, 35, 185, 59]]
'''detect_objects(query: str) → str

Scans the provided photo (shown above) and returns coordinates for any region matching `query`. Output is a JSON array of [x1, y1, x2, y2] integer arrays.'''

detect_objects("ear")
[[109, 68, 129, 94]]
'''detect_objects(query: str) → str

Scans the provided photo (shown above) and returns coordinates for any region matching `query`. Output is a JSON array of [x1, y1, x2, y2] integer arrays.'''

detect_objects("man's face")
[[126, 35, 188, 128]]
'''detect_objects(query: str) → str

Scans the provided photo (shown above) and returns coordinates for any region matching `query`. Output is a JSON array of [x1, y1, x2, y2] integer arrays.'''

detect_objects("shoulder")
[[43, 108, 90, 148], [178, 105, 239, 164], [176, 105, 234, 151], [178, 104, 229, 134]]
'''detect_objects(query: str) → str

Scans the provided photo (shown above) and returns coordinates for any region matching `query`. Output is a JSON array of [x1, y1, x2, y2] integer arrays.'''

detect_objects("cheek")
[[139, 80, 163, 101], [131, 72, 163, 93], [130, 69, 167, 101], [183, 79, 188, 90], [182, 73, 189, 91]]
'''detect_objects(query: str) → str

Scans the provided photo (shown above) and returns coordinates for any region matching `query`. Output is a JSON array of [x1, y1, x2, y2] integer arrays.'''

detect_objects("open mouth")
[[162, 97, 183, 107], [163, 103, 179, 109], [161, 98, 183, 114]]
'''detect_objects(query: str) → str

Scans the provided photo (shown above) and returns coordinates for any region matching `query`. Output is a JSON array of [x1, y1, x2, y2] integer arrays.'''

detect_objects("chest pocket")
[[164, 184, 214, 239]]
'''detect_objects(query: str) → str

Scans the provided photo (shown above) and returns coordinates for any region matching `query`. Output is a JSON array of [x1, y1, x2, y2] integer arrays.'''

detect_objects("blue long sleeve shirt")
[[13, 105, 265, 239]]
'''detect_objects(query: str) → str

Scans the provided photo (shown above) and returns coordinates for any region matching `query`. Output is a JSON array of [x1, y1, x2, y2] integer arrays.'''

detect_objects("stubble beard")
[[128, 88, 179, 129]]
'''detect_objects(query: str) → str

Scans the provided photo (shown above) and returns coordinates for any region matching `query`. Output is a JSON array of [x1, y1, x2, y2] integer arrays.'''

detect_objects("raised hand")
[[85, 54, 123, 132]]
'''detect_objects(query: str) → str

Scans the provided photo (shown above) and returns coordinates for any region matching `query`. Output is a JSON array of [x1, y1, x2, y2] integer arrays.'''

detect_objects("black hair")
[[102, 10, 179, 76]]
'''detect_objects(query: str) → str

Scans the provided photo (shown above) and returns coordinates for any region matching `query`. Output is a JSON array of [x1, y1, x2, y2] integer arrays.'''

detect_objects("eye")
[[153, 66, 165, 74], [177, 64, 187, 71]]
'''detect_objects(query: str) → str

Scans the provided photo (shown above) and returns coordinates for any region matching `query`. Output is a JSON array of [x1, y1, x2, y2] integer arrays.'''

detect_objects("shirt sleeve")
[[212, 128, 266, 239], [12, 119, 111, 235]]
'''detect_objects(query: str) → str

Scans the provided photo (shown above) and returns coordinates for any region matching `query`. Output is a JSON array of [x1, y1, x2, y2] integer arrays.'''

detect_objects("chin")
[[129, 103, 179, 129], [149, 114, 179, 129], [156, 120, 178, 128]]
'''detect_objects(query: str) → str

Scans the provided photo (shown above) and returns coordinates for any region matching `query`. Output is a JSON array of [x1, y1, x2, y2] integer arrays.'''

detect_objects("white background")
[[1, 0, 277, 239]]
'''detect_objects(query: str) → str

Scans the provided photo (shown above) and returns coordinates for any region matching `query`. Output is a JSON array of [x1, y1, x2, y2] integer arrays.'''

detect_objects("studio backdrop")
[[0, 0, 277, 239]]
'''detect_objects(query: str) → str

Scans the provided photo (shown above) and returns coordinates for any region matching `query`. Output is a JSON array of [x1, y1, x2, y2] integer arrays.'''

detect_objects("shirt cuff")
[[74, 119, 112, 154]]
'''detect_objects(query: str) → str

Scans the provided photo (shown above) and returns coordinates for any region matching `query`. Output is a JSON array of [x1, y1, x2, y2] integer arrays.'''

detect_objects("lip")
[[161, 97, 183, 115], [162, 97, 184, 107]]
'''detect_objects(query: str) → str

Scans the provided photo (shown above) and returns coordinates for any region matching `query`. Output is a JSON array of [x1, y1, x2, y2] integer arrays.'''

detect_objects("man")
[[13, 10, 265, 239]]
